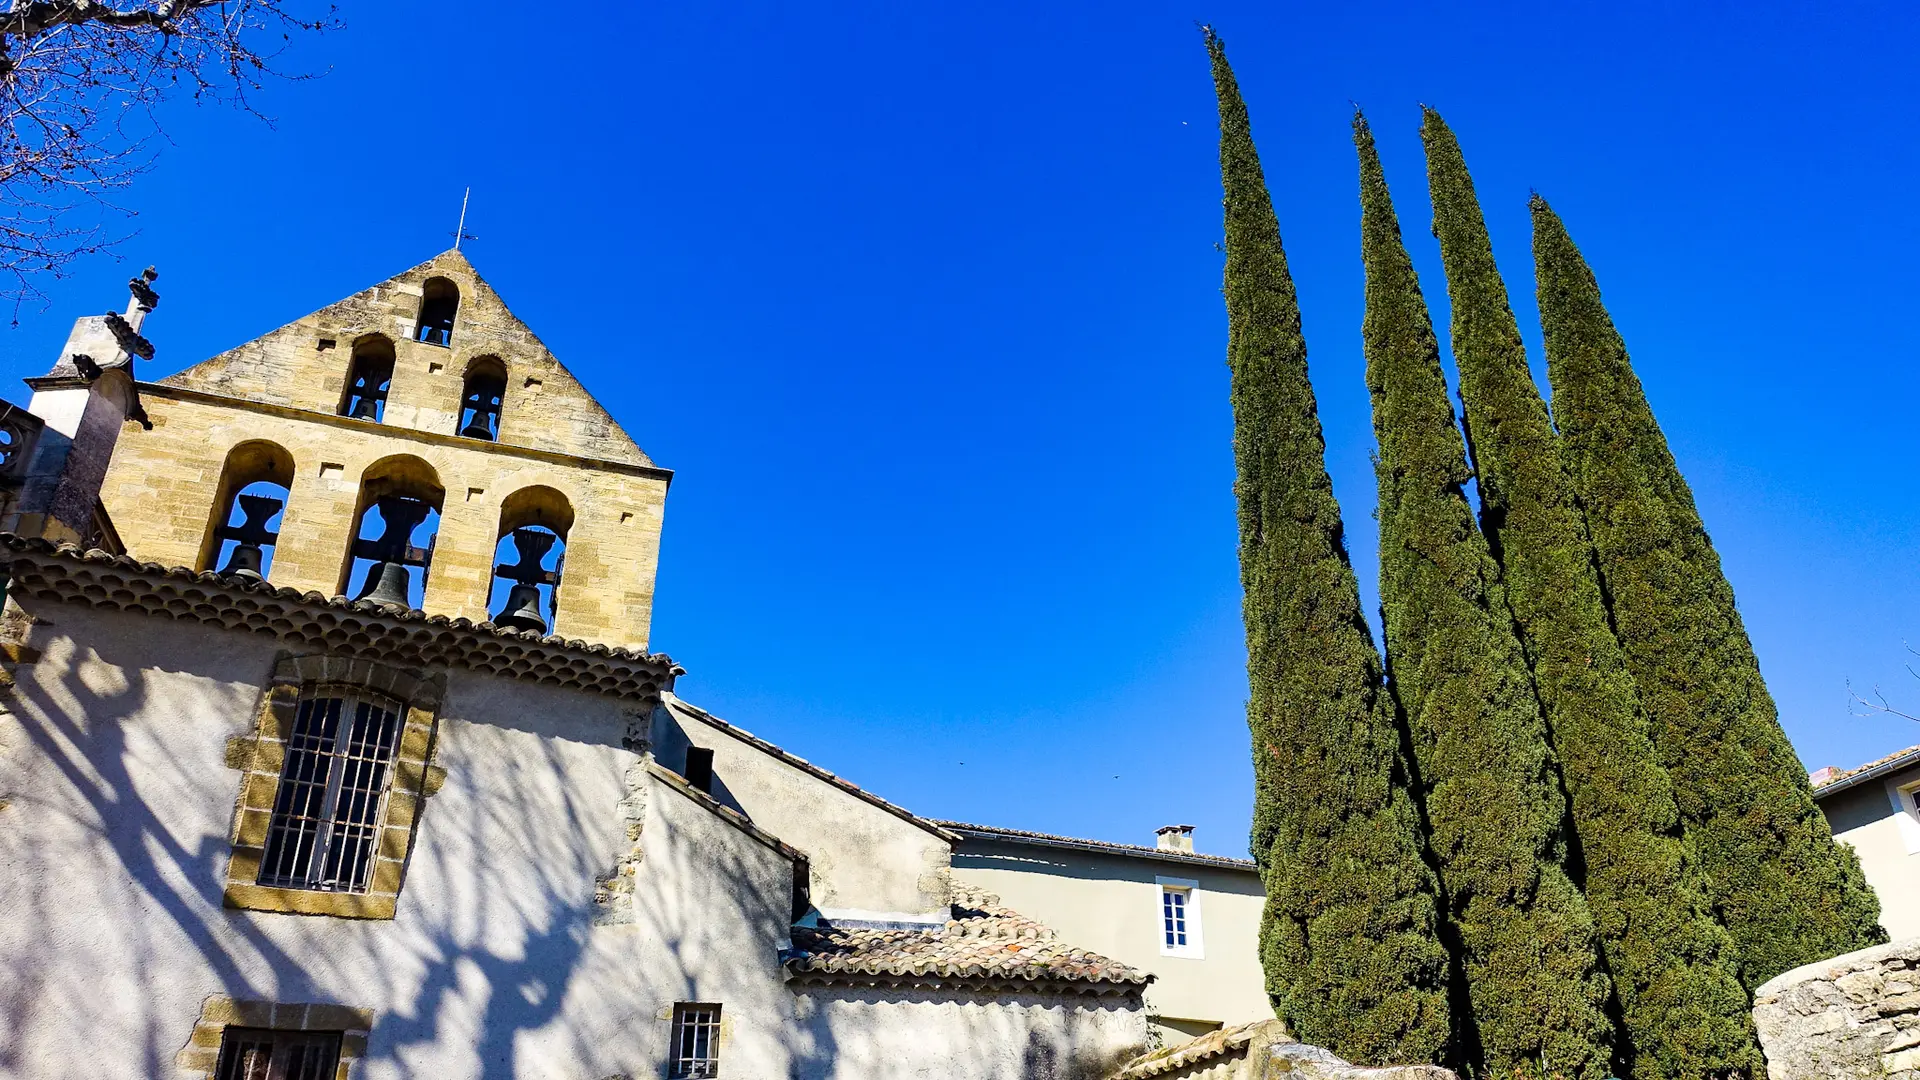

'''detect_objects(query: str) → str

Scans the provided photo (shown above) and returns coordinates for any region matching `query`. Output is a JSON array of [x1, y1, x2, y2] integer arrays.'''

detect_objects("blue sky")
[[5, 2, 1920, 859]]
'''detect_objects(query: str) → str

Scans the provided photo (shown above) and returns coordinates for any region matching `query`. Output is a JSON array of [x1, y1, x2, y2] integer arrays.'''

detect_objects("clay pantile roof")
[[1108, 1019, 1277, 1080], [0, 534, 676, 699], [1811, 743, 1920, 797], [786, 882, 1151, 995], [936, 820, 1257, 870]]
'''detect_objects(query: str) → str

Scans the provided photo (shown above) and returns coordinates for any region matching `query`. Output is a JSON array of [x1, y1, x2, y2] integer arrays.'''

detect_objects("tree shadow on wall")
[[0, 610, 802, 1080]]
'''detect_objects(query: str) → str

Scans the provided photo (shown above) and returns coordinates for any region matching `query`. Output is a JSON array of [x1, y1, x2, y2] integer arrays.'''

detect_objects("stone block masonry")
[[94, 249, 671, 652], [1753, 937, 1920, 1079]]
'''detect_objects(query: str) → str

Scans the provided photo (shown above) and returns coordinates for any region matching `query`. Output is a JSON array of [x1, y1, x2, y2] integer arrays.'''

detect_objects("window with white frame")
[[258, 687, 405, 893], [1157, 876, 1204, 958], [670, 1003, 722, 1078]]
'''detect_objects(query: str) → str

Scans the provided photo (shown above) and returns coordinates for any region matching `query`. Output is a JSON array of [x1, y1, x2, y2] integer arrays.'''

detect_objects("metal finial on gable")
[[452, 187, 478, 251]]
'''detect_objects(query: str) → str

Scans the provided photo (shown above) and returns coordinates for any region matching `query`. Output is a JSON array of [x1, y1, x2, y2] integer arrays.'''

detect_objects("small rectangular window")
[[215, 1027, 341, 1080], [1162, 887, 1188, 947], [259, 688, 404, 893], [1157, 876, 1204, 958], [685, 746, 715, 795], [670, 1002, 722, 1078]]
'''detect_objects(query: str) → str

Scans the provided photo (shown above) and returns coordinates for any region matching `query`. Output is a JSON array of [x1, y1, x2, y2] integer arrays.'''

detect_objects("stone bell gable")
[[158, 249, 651, 467], [95, 251, 672, 652]]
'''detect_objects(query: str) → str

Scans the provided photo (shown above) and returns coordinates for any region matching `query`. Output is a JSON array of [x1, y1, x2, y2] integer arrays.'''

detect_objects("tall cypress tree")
[[1356, 112, 1611, 1080], [1209, 33, 1450, 1065], [1422, 110, 1760, 1079], [1532, 196, 1885, 990]]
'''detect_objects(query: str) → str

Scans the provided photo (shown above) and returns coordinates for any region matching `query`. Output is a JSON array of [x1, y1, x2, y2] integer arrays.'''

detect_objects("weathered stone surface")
[[1754, 937, 1920, 1079], [1108, 1020, 1457, 1080], [98, 249, 671, 651]]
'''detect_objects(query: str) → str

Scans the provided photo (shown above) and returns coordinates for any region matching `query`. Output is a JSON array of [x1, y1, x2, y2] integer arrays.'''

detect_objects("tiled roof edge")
[[665, 694, 960, 843], [1109, 1020, 1274, 1080], [0, 534, 676, 699], [936, 820, 1257, 870], [784, 968, 1147, 997], [646, 760, 807, 864], [1812, 743, 1920, 798]]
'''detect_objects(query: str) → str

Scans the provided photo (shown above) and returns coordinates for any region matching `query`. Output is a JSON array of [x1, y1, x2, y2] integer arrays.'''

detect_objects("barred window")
[[670, 1003, 722, 1078], [215, 1027, 341, 1080], [259, 687, 404, 893]]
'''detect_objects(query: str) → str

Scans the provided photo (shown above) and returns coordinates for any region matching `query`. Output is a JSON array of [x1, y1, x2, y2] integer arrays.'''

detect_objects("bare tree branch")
[[0, 0, 338, 316], [1848, 642, 1920, 723]]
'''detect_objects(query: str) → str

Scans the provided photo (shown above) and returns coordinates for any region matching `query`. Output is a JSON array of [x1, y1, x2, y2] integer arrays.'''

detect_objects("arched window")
[[458, 356, 506, 441], [415, 278, 459, 348], [201, 440, 296, 581], [341, 456, 444, 610], [488, 485, 573, 634], [339, 336, 395, 422]]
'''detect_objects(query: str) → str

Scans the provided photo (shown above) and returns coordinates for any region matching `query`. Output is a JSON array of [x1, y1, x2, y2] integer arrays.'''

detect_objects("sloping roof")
[[648, 761, 806, 863], [1108, 1019, 1277, 1079], [937, 820, 1257, 871], [666, 695, 959, 842], [1811, 743, 1920, 798], [786, 882, 1151, 995]]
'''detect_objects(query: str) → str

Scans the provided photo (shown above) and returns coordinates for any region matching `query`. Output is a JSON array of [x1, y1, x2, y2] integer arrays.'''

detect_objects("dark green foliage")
[[1422, 109, 1761, 1079], [1358, 112, 1611, 1080], [1209, 32, 1451, 1065], [1532, 196, 1886, 990]]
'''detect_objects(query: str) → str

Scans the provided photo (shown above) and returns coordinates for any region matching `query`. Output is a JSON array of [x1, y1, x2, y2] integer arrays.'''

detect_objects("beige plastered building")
[[1813, 745, 1920, 941], [0, 252, 1272, 1080]]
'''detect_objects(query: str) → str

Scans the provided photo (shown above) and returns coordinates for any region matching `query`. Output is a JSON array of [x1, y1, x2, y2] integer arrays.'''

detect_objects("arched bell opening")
[[415, 277, 460, 348], [199, 440, 296, 581], [457, 355, 507, 441], [338, 335, 396, 422], [488, 485, 574, 635], [340, 455, 445, 611]]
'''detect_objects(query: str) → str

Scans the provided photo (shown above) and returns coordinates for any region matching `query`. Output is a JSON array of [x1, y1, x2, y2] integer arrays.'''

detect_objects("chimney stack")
[[1155, 824, 1195, 854]]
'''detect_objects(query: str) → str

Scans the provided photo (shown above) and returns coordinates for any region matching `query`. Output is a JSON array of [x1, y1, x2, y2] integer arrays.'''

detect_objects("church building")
[[0, 253, 1265, 1079]]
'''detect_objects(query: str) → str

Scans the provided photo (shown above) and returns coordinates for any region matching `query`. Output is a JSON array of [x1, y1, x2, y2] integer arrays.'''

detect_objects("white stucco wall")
[[655, 696, 952, 922], [951, 840, 1273, 1041], [1821, 767, 1920, 941], [0, 602, 803, 1080], [0, 600, 1152, 1079], [789, 986, 1146, 1080]]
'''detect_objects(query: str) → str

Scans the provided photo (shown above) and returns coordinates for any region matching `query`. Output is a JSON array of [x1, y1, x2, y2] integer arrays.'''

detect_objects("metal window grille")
[[258, 687, 404, 893], [1162, 888, 1188, 948], [670, 1003, 722, 1078], [214, 1028, 342, 1080]]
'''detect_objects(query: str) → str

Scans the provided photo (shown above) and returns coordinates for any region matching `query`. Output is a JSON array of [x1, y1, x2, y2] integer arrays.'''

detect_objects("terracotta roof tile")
[[787, 882, 1151, 992], [936, 820, 1257, 870]]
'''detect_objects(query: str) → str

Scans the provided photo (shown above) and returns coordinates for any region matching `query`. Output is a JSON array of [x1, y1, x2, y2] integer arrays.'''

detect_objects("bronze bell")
[[349, 393, 381, 420], [459, 413, 495, 440], [216, 543, 265, 581], [355, 560, 414, 608], [493, 582, 547, 634], [351, 495, 432, 609]]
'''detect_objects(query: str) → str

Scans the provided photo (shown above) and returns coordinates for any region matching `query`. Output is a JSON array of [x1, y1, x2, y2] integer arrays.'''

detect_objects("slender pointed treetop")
[[1424, 110, 1760, 1080], [1364, 109, 1613, 1079], [1208, 35, 1450, 1064], [1532, 193, 1885, 988]]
